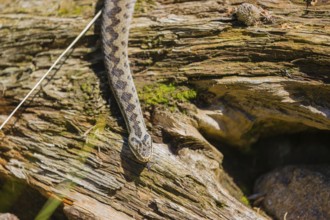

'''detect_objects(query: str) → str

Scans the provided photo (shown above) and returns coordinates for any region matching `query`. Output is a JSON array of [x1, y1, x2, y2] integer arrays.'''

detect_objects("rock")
[[253, 165, 330, 220]]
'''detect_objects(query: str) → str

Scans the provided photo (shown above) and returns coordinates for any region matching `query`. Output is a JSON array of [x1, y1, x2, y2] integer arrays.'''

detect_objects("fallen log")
[[0, 0, 329, 219]]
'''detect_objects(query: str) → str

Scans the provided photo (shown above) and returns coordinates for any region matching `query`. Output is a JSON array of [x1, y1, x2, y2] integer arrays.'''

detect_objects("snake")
[[101, 0, 153, 163]]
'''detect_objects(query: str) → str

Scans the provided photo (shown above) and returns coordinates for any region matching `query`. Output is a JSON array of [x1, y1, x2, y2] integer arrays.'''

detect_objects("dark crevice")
[[0, 176, 67, 220], [208, 130, 330, 196]]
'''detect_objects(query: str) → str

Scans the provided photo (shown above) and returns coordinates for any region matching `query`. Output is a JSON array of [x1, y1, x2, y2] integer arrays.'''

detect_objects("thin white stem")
[[0, 10, 102, 131]]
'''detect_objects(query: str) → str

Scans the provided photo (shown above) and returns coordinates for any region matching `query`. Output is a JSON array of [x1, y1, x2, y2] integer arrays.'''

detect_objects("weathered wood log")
[[0, 0, 329, 219]]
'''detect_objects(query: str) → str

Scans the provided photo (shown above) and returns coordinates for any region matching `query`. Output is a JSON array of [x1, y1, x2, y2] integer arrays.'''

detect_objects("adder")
[[102, 0, 153, 163]]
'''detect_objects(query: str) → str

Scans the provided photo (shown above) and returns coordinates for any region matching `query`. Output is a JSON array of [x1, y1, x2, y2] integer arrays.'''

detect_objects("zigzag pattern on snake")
[[102, 0, 153, 162]]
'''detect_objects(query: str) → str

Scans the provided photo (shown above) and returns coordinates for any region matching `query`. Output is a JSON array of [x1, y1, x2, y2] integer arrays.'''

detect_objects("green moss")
[[72, 6, 83, 15], [15, 9, 30, 14], [240, 196, 250, 206], [135, 0, 156, 13], [58, 5, 89, 16], [174, 90, 197, 102], [80, 83, 92, 95], [140, 83, 175, 105], [138, 83, 197, 107], [92, 115, 107, 133], [58, 8, 70, 16]]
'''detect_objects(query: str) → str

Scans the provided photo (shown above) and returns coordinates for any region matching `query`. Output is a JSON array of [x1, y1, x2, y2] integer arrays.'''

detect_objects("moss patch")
[[135, 0, 156, 13], [138, 83, 197, 107], [58, 1, 90, 17], [240, 196, 250, 206], [58, 6, 90, 16], [80, 82, 93, 95]]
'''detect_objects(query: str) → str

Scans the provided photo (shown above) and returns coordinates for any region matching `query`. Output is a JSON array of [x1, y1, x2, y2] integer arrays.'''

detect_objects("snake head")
[[128, 133, 153, 163]]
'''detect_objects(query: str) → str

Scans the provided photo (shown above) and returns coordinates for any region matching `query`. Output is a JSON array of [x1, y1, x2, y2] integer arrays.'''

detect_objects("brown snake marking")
[[102, 0, 153, 162]]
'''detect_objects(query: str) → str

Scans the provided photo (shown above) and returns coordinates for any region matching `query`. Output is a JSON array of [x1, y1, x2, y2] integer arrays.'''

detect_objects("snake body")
[[102, 0, 152, 162]]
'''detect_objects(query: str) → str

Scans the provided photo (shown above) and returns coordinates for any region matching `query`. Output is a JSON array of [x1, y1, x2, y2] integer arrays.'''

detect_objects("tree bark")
[[0, 0, 329, 219]]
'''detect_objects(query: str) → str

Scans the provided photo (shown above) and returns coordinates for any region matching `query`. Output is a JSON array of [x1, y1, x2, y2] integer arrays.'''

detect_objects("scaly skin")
[[102, 0, 153, 163]]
